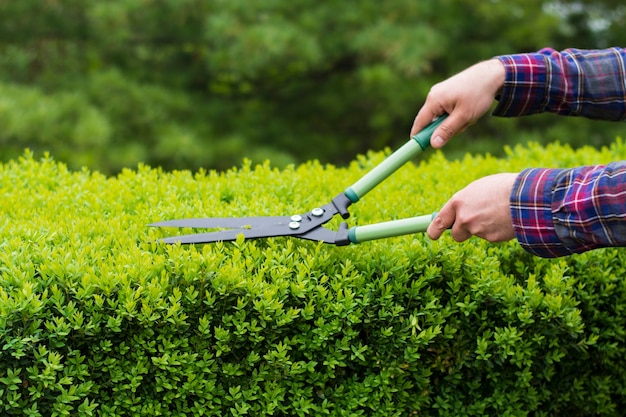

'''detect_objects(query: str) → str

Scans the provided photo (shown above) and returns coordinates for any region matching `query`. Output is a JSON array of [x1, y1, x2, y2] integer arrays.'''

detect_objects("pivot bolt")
[[290, 215, 303, 222], [289, 222, 301, 230], [311, 208, 324, 217]]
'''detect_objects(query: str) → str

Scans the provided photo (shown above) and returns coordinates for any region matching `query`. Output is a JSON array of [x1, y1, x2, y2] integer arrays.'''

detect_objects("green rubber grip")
[[348, 213, 435, 244], [344, 114, 447, 203]]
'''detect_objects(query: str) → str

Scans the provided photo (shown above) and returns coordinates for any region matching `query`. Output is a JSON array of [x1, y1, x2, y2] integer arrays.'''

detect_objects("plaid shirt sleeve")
[[511, 163, 626, 258], [492, 47, 626, 257], [493, 47, 626, 120]]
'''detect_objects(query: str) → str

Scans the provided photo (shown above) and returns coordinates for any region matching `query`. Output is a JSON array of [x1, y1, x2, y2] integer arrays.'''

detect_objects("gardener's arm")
[[494, 47, 626, 120], [411, 47, 626, 147], [419, 47, 626, 256], [511, 163, 626, 257], [429, 164, 626, 258]]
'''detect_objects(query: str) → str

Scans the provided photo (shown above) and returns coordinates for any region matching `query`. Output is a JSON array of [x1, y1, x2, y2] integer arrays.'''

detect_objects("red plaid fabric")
[[494, 47, 626, 120], [512, 164, 626, 257], [495, 48, 626, 257]]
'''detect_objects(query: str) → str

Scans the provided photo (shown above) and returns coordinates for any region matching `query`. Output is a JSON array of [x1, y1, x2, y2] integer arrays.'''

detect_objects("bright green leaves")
[[2, 143, 626, 415]]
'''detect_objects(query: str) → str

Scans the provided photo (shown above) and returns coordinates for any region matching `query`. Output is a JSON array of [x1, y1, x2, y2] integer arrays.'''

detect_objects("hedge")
[[1, 140, 626, 416]]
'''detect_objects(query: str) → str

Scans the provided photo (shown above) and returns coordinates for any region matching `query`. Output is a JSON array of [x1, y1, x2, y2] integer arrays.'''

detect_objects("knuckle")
[[433, 215, 448, 230], [451, 228, 470, 242], [438, 123, 456, 138]]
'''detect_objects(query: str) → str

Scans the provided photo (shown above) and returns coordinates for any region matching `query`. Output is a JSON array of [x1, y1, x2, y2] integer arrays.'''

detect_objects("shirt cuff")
[[510, 168, 576, 258], [492, 52, 550, 117]]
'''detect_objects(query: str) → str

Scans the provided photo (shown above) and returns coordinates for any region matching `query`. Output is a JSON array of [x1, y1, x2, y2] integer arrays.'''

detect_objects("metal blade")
[[160, 224, 349, 246], [149, 215, 292, 229], [158, 223, 303, 244], [152, 192, 354, 245], [160, 230, 243, 244], [293, 227, 341, 244]]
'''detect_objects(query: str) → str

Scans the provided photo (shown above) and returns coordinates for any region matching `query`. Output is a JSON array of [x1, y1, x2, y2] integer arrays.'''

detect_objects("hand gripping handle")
[[344, 114, 448, 203]]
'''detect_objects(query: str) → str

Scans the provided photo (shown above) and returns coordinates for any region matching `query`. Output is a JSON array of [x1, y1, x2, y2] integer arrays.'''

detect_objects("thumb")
[[430, 112, 467, 148]]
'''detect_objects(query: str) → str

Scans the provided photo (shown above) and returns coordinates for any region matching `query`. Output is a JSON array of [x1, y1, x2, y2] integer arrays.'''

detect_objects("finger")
[[450, 223, 472, 242], [427, 207, 455, 240], [411, 103, 445, 137], [429, 112, 468, 149]]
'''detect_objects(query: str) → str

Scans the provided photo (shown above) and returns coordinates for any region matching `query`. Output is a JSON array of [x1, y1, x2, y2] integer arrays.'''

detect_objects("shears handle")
[[343, 114, 447, 203], [347, 213, 436, 244]]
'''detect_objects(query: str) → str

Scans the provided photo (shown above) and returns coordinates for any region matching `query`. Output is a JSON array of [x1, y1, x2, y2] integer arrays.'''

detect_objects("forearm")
[[493, 47, 626, 120], [511, 162, 626, 257]]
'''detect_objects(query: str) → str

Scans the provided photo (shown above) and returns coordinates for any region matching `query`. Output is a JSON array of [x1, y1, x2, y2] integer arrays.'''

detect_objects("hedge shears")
[[151, 115, 447, 246]]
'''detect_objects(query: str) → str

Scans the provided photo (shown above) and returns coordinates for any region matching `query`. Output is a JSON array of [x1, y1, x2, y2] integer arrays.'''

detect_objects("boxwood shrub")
[[2, 140, 626, 416]]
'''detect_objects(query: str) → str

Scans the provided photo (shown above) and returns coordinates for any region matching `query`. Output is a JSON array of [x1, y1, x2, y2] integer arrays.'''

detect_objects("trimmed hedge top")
[[2, 141, 626, 416]]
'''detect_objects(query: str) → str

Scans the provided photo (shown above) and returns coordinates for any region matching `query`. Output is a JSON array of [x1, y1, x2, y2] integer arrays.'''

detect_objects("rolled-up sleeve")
[[511, 162, 626, 257], [494, 47, 626, 120]]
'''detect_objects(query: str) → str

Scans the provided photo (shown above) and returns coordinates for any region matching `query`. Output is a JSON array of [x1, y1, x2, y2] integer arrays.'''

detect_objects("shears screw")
[[311, 208, 324, 217], [290, 215, 303, 222], [289, 221, 301, 230]]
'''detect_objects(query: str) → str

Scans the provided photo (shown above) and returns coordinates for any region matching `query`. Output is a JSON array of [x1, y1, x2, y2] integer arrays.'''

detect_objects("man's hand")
[[427, 173, 518, 242], [411, 59, 505, 148]]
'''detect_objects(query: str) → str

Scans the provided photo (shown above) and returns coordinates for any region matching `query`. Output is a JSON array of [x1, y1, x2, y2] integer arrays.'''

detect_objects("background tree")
[[0, 0, 624, 173]]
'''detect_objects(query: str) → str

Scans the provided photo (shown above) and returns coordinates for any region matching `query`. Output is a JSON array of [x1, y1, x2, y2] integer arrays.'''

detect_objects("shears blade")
[[157, 223, 344, 245], [148, 215, 292, 229]]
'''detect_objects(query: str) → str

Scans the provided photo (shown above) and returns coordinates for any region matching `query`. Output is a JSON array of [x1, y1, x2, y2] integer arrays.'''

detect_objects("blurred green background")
[[0, 0, 624, 174]]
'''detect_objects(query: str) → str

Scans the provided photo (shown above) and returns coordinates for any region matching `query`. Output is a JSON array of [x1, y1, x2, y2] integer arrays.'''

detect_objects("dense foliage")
[[0, 0, 625, 173], [1, 140, 626, 415]]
